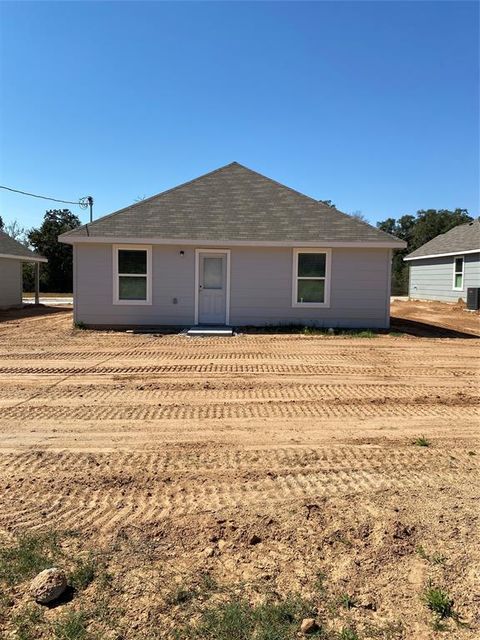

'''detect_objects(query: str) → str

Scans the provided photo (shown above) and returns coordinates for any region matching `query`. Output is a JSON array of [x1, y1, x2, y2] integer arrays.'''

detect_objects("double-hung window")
[[113, 245, 152, 304], [453, 256, 464, 291], [292, 249, 331, 307]]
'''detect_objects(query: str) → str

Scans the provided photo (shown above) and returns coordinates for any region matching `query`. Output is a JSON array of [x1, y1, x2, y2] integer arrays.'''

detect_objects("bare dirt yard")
[[0, 307, 478, 639], [391, 299, 480, 337]]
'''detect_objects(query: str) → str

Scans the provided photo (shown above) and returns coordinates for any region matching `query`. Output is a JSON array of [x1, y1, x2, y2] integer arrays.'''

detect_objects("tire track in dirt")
[[0, 363, 473, 377], [1, 463, 476, 533], [0, 382, 475, 403], [1, 398, 478, 421]]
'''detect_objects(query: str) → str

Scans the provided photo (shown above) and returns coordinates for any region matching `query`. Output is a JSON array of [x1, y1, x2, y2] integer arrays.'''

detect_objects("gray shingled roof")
[[405, 218, 480, 260], [60, 162, 404, 246], [0, 230, 46, 262]]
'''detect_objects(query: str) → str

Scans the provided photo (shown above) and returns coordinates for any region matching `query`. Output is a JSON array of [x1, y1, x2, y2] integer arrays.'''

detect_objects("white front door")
[[198, 252, 227, 325]]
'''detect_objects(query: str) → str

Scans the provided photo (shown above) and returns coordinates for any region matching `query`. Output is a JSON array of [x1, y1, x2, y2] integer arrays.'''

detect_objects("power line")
[[0, 184, 94, 221], [0, 184, 85, 206]]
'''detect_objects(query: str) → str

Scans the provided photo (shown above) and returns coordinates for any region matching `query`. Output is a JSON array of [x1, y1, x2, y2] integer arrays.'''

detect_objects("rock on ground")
[[30, 568, 68, 604]]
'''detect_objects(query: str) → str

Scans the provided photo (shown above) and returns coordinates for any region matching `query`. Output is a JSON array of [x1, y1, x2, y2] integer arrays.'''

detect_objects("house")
[[0, 230, 47, 309], [404, 219, 480, 303], [59, 162, 405, 329]]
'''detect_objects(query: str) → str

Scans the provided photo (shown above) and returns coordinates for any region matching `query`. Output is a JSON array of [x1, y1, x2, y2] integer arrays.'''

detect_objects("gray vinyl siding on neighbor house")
[[74, 244, 391, 328], [0, 258, 22, 309], [409, 253, 480, 303]]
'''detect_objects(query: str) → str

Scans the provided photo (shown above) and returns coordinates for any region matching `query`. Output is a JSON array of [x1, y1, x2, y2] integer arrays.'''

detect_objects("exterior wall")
[[74, 244, 392, 328], [0, 257, 22, 309], [408, 253, 480, 302]]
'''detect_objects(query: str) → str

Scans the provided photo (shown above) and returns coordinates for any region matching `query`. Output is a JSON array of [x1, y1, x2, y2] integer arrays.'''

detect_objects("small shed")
[[404, 219, 480, 302], [0, 230, 47, 309]]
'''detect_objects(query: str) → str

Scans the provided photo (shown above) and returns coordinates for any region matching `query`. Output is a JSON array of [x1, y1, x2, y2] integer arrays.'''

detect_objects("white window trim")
[[113, 244, 152, 305], [452, 255, 464, 291], [292, 248, 332, 308], [194, 248, 231, 325]]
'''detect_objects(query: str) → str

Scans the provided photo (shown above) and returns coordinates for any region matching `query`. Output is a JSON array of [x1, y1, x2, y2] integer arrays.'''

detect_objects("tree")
[[28, 209, 81, 292], [377, 209, 472, 295], [349, 211, 369, 223]]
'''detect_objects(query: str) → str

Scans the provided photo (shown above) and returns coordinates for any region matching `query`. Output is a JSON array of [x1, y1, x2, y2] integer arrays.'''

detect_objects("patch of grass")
[[69, 555, 96, 591], [423, 585, 456, 621], [0, 532, 61, 586], [342, 329, 376, 338], [12, 604, 44, 640], [363, 620, 404, 639], [338, 627, 359, 640], [74, 321, 87, 330], [339, 593, 356, 610], [175, 595, 320, 640], [52, 610, 89, 640], [413, 435, 431, 447]]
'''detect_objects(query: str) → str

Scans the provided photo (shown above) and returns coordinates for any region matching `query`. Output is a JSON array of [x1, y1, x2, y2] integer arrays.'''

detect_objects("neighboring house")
[[404, 219, 480, 303], [59, 162, 405, 329], [0, 230, 47, 309]]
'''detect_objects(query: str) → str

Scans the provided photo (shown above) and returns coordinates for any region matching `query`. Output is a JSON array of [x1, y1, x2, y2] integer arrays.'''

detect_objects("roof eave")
[[404, 248, 480, 261], [0, 252, 47, 263], [59, 235, 406, 249]]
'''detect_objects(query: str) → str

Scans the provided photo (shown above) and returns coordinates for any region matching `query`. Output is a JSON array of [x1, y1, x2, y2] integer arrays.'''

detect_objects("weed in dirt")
[[198, 571, 218, 592], [175, 595, 319, 640], [74, 321, 87, 330], [416, 546, 446, 565], [413, 436, 431, 447], [314, 570, 327, 593], [12, 604, 44, 640], [339, 594, 356, 610], [69, 556, 96, 591], [0, 532, 61, 585], [52, 610, 89, 639], [423, 585, 457, 621], [166, 586, 197, 606]]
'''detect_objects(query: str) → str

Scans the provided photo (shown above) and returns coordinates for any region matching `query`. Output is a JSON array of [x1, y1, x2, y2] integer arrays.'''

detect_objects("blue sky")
[[0, 1, 478, 229]]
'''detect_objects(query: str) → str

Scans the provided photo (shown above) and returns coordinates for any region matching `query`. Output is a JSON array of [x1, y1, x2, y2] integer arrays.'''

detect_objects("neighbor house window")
[[453, 256, 464, 291], [113, 245, 152, 304], [292, 249, 331, 307]]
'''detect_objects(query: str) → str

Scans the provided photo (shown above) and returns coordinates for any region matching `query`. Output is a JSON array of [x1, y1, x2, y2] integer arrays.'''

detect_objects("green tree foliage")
[[377, 209, 473, 294], [28, 209, 81, 292]]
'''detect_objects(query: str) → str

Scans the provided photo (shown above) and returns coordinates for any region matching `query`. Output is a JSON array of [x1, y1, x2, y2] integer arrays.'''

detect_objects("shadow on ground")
[[0, 305, 71, 324]]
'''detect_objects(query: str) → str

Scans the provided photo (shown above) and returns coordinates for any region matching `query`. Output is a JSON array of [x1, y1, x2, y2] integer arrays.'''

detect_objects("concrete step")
[[187, 326, 234, 337]]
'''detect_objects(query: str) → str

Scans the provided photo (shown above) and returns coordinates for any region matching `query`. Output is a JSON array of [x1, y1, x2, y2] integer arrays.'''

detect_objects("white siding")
[[0, 257, 22, 309], [409, 253, 480, 302], [74, 244, 391, 328]]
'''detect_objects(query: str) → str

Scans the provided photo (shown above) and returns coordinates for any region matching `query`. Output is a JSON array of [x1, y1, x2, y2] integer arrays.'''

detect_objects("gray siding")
[[409, 253, 480, 302], [0, 258, 22, 309], [74, 244, 391, 328]]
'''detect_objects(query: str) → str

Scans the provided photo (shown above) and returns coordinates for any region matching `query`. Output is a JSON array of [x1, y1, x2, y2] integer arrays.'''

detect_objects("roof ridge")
[[62, 161, 240, 237]]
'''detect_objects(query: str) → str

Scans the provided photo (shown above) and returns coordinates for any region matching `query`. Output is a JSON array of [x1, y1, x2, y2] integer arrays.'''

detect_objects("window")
[[453, 256, 464, 291], [292, 249, 331, 307], [113, 245, 152, 304]]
